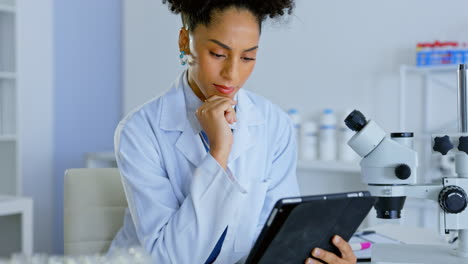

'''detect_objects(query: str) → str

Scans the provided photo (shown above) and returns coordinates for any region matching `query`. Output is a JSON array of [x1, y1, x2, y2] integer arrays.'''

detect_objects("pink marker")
[[350, 242, 372, 251]]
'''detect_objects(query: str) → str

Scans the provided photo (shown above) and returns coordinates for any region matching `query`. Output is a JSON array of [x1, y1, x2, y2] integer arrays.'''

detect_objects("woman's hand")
[[305, 235, 357, 264], [196, 95, 237, 169]]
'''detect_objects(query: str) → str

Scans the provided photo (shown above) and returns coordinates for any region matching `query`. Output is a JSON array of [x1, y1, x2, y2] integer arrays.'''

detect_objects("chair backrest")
[[64, 168, 127, 255]]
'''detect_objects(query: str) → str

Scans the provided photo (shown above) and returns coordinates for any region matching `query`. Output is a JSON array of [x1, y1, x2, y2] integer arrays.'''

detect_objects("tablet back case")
[[249, 196, 376, 264]]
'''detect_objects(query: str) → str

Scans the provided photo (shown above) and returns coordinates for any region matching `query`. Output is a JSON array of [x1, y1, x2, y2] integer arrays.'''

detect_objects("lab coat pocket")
[[234, 180, 269, 253]]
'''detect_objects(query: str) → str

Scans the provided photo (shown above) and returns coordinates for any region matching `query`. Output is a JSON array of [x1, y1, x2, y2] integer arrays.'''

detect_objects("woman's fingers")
[[217, 100, 236, 124], [199, 96, 237, 124], [307, 236, 357, 264], [204, 95, 236, 105], [310, 248, 342, 264], [225, 110, 236, 124], [332, 235, 356, 262], [197, 96, 235, 113]]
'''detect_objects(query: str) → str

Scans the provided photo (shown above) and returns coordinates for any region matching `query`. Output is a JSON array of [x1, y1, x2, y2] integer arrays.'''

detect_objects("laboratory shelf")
[[0, 195, 29, 214], [399, 63, 459, 181], [297, 160, 360, 173], [0, 135, 15, 141], [400, 64, 458, 74], [0, 72, 15, 79], [0, 195, 33, 255]]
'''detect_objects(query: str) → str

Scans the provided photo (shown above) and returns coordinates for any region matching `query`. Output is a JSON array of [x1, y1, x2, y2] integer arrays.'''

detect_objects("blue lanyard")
[[204, 227, 228, 264], [199, 131, 210, 152], [199, 131, 228, 264], [199, 129, 234, 153]]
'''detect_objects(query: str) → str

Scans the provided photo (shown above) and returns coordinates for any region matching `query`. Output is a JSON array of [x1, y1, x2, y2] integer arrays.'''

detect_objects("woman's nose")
[[221, 58, 239, 82]]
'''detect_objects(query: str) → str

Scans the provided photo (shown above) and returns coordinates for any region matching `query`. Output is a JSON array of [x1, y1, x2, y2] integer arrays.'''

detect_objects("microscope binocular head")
[[345, 110, 419, 219]]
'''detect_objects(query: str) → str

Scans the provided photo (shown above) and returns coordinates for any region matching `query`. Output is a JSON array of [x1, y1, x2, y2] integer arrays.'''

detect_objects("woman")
[[109, 1, 357, 263]]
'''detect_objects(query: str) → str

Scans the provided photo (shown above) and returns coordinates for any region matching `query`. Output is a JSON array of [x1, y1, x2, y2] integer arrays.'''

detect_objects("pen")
[[350, 242, 372, 251], [354, 230, 376, 236]]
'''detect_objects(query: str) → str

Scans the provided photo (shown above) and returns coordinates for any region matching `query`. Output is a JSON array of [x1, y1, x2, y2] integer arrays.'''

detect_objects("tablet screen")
[[245, 192, 376, 264]]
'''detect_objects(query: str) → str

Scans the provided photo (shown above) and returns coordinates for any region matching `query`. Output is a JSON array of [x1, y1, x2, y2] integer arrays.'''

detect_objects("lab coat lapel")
[[229, 120, 254, 164], [160, 72, 205, 167], [228, 90, 264, 164], [175, 122, 206, 166]]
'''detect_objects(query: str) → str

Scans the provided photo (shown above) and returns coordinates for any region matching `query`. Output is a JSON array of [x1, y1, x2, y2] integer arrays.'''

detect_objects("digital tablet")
[[244, 191, 377, 264]]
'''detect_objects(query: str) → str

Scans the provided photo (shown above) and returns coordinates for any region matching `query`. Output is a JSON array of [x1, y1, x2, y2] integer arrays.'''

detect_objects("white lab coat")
[[109, 70, 300, 263]]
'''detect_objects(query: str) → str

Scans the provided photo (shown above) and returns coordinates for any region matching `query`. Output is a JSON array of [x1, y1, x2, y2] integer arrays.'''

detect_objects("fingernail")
[[334, 236, 341, 243], [313, 248, 322, 257], [306, 258, 314, 264]]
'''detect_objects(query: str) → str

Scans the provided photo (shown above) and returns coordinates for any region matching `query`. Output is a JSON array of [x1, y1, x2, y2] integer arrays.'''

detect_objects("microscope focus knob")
[[394, 164, 411, 180], [458, 136, 468, 154], [438, 186, 468, 214], [433, 135, 453, 155]]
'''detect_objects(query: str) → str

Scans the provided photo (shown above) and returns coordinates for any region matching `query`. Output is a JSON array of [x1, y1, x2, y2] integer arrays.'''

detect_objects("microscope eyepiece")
[[345, 110, 367, 132]]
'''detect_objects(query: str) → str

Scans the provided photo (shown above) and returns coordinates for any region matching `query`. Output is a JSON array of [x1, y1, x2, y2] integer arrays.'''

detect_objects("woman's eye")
[[241, 57, 256, 62], [210, 51, 225, 58]]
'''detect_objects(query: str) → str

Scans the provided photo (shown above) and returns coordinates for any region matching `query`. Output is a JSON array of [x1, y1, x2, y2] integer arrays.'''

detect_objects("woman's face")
[[183, 7, 260, 101]]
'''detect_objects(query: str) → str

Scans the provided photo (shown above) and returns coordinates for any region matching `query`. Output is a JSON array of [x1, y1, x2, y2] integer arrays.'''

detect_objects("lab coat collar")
[[159, 71, 187, 132], [160, 70, 265, 166]]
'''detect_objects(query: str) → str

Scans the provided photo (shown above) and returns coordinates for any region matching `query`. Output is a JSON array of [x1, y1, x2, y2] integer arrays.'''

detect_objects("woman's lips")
[[213, 84, 235, 94]]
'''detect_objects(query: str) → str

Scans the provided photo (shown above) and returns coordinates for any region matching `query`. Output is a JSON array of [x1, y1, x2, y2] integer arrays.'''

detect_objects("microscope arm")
[[404, 184, 443, 202]]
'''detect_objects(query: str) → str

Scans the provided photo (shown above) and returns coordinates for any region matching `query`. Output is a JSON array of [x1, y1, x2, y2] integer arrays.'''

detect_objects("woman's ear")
[[178, 27, 190, 54]]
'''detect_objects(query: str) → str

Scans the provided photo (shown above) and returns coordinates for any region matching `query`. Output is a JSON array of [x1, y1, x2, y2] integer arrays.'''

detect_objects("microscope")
[[345, 64, 468, 263]]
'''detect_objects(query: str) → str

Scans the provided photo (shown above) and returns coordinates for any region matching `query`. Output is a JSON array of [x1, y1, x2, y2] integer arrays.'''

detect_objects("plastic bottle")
[[287, 108, 301, 150], [300, 121, 318, 160], [416, 43, 425, 66], [449, 42, 460, 64], [319, 109, 337, 161], [338, 109, 357, 162], [416, 42, 431, 66], [463, 42, 468, 64]]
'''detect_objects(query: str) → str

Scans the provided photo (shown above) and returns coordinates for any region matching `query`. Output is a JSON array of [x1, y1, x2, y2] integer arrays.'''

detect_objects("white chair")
[[64, 168, 127, 255]]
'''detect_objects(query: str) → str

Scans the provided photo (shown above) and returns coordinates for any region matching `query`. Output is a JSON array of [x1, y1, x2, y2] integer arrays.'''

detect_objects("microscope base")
[[372, 244, 468, 264]]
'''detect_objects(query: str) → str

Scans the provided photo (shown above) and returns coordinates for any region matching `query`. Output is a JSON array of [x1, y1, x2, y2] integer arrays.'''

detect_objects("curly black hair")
[[162, 0, 295, 32]]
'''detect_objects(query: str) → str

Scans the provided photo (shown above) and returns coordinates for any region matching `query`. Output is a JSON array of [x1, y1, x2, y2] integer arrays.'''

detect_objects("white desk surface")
[[360, 224, 467, 264], [367, 223, 447, 245], [0, 195, 33, 216]]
